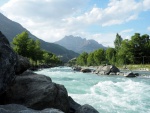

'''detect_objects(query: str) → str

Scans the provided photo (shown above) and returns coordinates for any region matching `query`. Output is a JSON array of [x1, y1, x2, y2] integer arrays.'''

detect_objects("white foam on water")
[[35, 67, 150, 113], [70, 79, 150, 113]]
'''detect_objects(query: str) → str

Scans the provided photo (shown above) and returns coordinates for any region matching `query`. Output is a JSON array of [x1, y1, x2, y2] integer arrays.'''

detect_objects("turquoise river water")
[[35, 67, 150, 113]]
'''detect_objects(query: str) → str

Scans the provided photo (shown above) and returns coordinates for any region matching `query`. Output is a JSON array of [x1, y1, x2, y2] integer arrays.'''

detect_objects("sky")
[[0, 0, 150, 47]]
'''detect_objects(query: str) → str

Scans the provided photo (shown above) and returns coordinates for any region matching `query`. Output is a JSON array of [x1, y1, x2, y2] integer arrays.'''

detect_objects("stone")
[[72, 66, 81, 71], [110, 65, 120, 74], [0, 31, 17, 94], [69, 96, 81, 113], [18, 70, 36, 76], [0, 104, 64, 113], [124, 72, 139, 77], [75, 104, 99, 113], [15, 55, 30, 75], [4, 74, 69, 113], [95, 65, 119, 75], [80, 68, 92, 73]]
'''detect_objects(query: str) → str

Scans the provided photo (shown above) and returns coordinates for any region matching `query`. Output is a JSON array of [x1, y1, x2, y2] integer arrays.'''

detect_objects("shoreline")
[[71, 65, 150, 78]]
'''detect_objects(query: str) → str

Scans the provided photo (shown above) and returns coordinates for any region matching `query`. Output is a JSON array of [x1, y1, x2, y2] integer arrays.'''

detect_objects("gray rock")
[[124, 72, 139, 77], [95, 65, 119, 75], [5, 74, 69, 113], [15, 55, 30, 75], [19, 70, 36, 76], [80, 68, 92, 73], [0, 31, 17, 94], [0, 104, 64, 113], [75, 104, 99, 113], [110, 65, 120, 74], [73, 66, 81, 71]]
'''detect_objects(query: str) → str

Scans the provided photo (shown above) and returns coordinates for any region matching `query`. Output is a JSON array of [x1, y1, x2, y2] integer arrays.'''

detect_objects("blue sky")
[[0, 0, 150, 47]]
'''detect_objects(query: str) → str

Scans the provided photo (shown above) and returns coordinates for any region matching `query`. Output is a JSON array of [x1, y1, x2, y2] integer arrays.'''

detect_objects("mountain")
[[0, 13, 79, 62], [55, 35, 106, 53]]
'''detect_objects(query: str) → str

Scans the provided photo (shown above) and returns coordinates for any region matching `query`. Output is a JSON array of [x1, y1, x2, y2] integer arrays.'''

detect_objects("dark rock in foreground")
[[69, 96, 81, 113], [0, 31, 17, 95], [0, 31, 99, 113], [75, 104, 99, 113], [0, 104, 64, 113], [15, 55, 30, 75], [4, 74, 69, 113]]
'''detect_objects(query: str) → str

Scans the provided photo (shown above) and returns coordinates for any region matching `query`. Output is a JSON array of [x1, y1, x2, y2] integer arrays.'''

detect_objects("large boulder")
[[95, 65, 119, 75], [69, 96, 81, 113], [4, 74, 69, 113], [0, 31, 17, 94], [15, 55, 30, 75], [0, 104, 64, 113], [0, 31, 99, 113], [75, 104, 99, 113]]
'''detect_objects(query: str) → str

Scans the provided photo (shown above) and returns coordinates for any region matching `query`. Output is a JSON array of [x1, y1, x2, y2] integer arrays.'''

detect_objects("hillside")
[[55, 35, 106, 53], [0, 13, 79, 62]]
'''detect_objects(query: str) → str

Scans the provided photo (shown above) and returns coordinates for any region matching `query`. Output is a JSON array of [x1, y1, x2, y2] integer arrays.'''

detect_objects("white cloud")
[[143, 0, 150, 10], [1, 0, 89, 42], [1, 0, 87, 20], [0, 0, 149, 46], [66, 0, 143, 27], [119, 29, 134, 34], [148, 27, 150, 31]]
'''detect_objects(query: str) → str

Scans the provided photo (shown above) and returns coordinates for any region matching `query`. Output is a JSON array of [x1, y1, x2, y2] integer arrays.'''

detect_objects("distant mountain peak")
[[55, 35, 106, 53]]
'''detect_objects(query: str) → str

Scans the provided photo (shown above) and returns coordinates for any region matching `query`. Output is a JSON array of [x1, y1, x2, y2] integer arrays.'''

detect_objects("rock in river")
[[95, 65, 120, 75]]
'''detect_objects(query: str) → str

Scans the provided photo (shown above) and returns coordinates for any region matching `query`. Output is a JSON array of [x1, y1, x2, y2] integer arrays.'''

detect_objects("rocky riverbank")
[[73, 65, 120, 75], [73, 65, 141, 77], [0, 31, 99, 113]]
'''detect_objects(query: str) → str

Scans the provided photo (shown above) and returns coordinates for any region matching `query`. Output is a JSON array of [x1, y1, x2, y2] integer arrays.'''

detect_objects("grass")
[[119, 64, 150, 71]]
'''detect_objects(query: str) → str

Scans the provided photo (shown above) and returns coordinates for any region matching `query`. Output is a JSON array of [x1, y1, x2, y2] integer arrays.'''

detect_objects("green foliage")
[[42, 50, 61, 64], [68, 58, 77, 66], [130, 33, 150, 64], [12, 31, 62, 65], [117, 39, 134, 65], [105, 48, 116, 65], [87, 52, 95, 66], [76, 49, 106, 66], [75, 33, 150, 66], [114, 33, 123, 51], [76, 52, 88, 66], [13, 31, 30, 57], [94, 49, 105, 65]]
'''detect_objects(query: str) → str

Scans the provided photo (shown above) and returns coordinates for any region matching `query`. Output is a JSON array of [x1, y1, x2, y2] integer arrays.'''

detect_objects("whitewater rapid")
[[35, 67, 150, 113]]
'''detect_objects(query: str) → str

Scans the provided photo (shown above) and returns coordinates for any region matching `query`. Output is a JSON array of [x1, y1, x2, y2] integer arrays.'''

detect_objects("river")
[[35, 66, 150, 113]]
